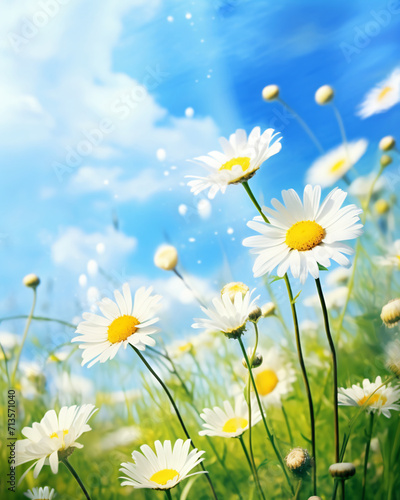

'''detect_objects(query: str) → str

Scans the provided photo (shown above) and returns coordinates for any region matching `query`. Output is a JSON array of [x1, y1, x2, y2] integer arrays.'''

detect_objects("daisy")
[[24, 487, 56, 500], [199, 396, 262, 438], [375, 239, 400, 268], [243, 184, 363, 284], [348, 172, 385, 198], [72, 283, 162, 367], [338, 376, 400, 418], [16, 404, 97, 480], [357, 68, 400, 119], [192, 289, 259, 339], [248, 347, 296, 408], [119, 439, 206, 490], [187, 127, 282, 199], [306, 140, 368, 187]]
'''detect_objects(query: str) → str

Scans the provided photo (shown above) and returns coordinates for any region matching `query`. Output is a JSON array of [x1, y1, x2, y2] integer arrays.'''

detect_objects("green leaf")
[[291, 290, 302, 304], [270, 275, 284, 283], [300, 432, 312, 444], [318, 263, 328, 271]]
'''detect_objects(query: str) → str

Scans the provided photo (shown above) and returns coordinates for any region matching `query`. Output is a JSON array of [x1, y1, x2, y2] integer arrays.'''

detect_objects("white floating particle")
[[104, 179, 109, 185], [185, 107, 194, 118], [189, 237, 196, 242], [79, 274, 87, 287], [164, 171, 170, 176], [156, 148, 166, 161], [200, 39, 204, 43], [197, 199, 212, 219], [87, 286, 100, 303], [207, 74, 211, 79], [185, 12, 192, 19], [87, 259, 98, 276], [227, 227, 234, 235], [178, 204, 188, 216], [96, 242, 105, 254], [197, 260, 202, 264], [167, 15, 174, 22], [170, 165, 177, 170]]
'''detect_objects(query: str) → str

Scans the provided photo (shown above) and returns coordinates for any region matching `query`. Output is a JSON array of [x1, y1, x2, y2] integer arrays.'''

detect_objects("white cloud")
[[51, 225, 136, 271], [68, 166, 173, 202]]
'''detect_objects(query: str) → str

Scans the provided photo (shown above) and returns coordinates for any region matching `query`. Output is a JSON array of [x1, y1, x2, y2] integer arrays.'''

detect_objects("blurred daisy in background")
[[348, 171, 385, 199], [306, 140, 368, 187], [187, 127, 282, 199], [199, 396, 262, 438], [72, 284, 162, 367], [326, 267, 351, 287], [250, 347, 296, 407], [24, 487, 56, 500], [243, 185, 363, 284], [357, 68, 400, 118], [304, 286, 348, 310], [16, 404, 97, 480], [192, 289, 259, 339], [101, 425, 141, 450], [375, 240, 400, 268], [119, 439, 206, 490], [338, 376, 400, 418], [0, 331, 19, 359]]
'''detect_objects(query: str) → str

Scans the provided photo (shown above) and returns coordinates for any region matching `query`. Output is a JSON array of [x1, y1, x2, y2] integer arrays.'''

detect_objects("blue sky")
[[1, 0, 399, 371]]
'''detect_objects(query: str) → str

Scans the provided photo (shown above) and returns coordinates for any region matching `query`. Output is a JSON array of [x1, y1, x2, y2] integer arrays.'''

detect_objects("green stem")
[[238, 336, 294, 495], [361, 413, 375, 500], [284, 274, 317, 495], [10, 289, 37, 386], [315, 278, 339, 463], [277, 98, 324, 154], [0, 314, 75, 329], [132, 347, 219, 500], [61, 458, 91, 500], [172, 268, 206, 308], [294, 479, 302, 500], [165, 489, 173, 500], [239, 433, 265, 500], [282, 404, 294, 447], [242, 182, 269, 223]]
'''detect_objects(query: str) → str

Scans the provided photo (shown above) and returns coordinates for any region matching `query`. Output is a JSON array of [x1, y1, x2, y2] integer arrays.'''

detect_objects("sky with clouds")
[[1, 0, 400, 377]]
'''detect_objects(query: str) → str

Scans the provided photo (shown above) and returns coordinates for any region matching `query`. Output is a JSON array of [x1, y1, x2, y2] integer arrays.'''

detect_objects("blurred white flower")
[[101, 426, 141, 450], [306, 140, 368, 187], [348, 172, 385, 198], [339, 376, 400, 418], [375, 240, 400, 268], [326, 267, 351, 287], [24, 486, 55, 500], [304, 286, 348, 309], [357, 68, 400, 119]]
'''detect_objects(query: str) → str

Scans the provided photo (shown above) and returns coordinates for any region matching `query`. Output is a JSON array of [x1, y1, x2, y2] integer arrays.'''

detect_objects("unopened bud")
[[262, 84, 279, 101], [154, 245, 178, 271], [23, 274, 40, 289], [379, 136, 395, 151], [248, 306, 262, 323], [329, 462, 356, 479], [285, 448, 312, 477], [315, 85, 334, 105], [261, 302, 276, 317], [380, 154, 392, 168], [381, 298, 400, 328]]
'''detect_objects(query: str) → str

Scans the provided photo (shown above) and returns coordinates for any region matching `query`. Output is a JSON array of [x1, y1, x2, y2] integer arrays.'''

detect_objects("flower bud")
[[308, 497, 322, 500], [386, 340, 400, 377], [315, 85, 334, 105], [379, 135, 396, 151], [374, 199, 390, 215], [261, 302, 276, 317], [248, 306, 262, 323], [242, 349, 263, 369], [285, 448, 312, 477], [329, 462, 356, 479], [221, 282, 249, 302], [262, 84, 279, 101], [22, 274, 40, 289], [154, 245, 178, 271], [380, 154, 392, 168], [381, 298, 400, 328]]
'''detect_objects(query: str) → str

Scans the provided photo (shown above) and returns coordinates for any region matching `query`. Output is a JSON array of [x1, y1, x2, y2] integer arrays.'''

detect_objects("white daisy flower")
[[187, 127, 282, 199], [243, 185, 363, 284], [199, 396, 262, 438], [16, 405, 97, 480], [192, 289, 259, 339], [357, 68, 400, 119], [375, 240, 400, 268], [72, 284, 162, 367], [119, 439, 206, 490], [306, 140, 368, 188], [166, 338, 194, 359], [249, 347, 296, 408], [338, 376, 400, 418], [24, 487, 56, 500]]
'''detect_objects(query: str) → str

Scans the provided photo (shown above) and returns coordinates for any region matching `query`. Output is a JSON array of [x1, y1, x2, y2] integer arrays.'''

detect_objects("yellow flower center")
[[178, 342, 192, 353], [220, 156, 250, 172], [107, 315, 139, 344], [378, 86, 392, 101], [150, 469, 179, 486], [222, 417, 248, 433], [255, 369, 279, 396], [359, 394, 387, 407], [285, 220, 325, 252], [330, 158, 346, 173]]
